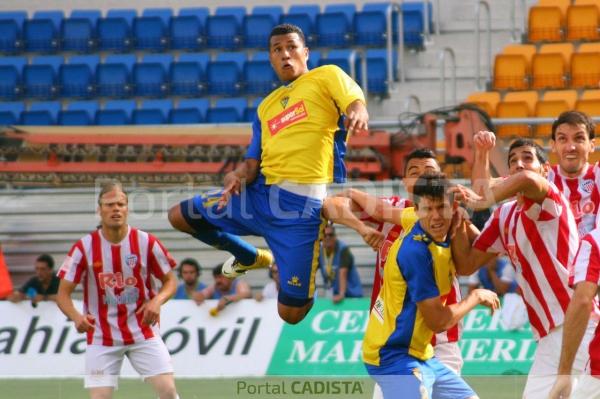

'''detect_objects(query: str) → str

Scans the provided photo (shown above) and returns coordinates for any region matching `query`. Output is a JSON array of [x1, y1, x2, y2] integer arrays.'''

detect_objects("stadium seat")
[[244, 97, 263, 122], [355, 3, 397, 47], [566, 4, 599, 41], [133, 53, 173, 97], [532, 43, 573, 89], [316, 4, 355, 47], [23, 55, 63, 99], [571, 43, 600, 88], [464, 91, 501, 117], [528, 6, 563, 42], [543, 89, 578, 108], [319, 49, 361, 79], [133, 8, 172, 52], [244, 6, 282, 48], [97, 54, 136, 98], [58, 100, 99, 125], [170, 53, 209, 97], [0, 56, 26, 100], [402, 1, 433, 49], [0, 11, 27, 54], [132, 99, 172, 125], [0, 102, 25, 125], [207, 98, 247, 123], [207, 52, 245, 96], [170, 7, 208, 51], [206, 6, 245, 49], [24, 10, 64, 53], [98, 9, 136, 52], [281, 5, 320, 46], [576, 98, 600, 133], [496, 91, 539, 138], [539, 0, 570, 14], [60, 54, 99, 98], [493, 44, 537, 90], [365, 49, 397, 96], [535, 90, 576, 136], [308, 50, 322, 70], [244, 52, 278, 95], [95, 99, 136, 125], [581, 89, 600, 100], [21, 101, 61, 125], [61, 10, 100, 52], [169, 98, 209, 124]]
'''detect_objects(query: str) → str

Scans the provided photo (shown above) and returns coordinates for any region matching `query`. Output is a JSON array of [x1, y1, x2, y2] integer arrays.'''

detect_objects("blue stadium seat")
[[307, 50, 322, 70], [21, 101, 61, 125], [24, 10, 64, 53], [244, 52, 278, 95], [58, 100, 99, 125], [207, 98, 247, 123], [0, 56, 26, 100], [98, 9, 136, 52], [319, 49, 361, 79], [170, 7, 208, 51], [61, 10, 100, 52], [133, 99, 172, 124], [169, 98, 209, 124], [244, 6, 282, 48], [355, 3, 398, 46], [243, 97, 263, 122], [363, 49, 398, 96], [133, 8, 171, 52], [0, 102, 25, 125], [206, 6, 245, 49], [23, 55, 63, 99], [281, 5, 320, 45], [60, 54, 99, 98], [317, 4, 355, 47], [133, 54, 173, 97], [0, 11, 27, 54], [97, 54, 136, 98], [95, 99, 136, 125], [402, 1, 433, 49], [170, 53, 209, 97], [207, 52, 245, 96]]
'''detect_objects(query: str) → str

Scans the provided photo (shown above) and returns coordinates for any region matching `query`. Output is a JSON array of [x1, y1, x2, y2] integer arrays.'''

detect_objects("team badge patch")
[[126, 254, 138, 268], [280, 96, 289, 108], [581, 179, 594, 194]]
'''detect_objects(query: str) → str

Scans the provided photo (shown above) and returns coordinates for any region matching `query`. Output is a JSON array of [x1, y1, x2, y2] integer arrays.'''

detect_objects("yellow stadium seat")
[[503, 44, 537, 64], [465, 92, 501, 116], [535, 100, 570, 136], [571, 52, 600, 88], [496, 91, 539, 138], [529, 6, 564, 42], [539, 0, 571, 15], [493, 54, 529, 90], [581, 89, 600, 100], [579, 42, 600, 53], [574, 0, 600, 7], [575, 99, 600, 133], [532, 43, 573, 89], [543, 90, 578, 108], [567, 5, 600, 40]]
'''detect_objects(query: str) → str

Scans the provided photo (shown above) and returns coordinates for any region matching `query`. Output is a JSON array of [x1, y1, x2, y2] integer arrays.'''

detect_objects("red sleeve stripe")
[[129, 228, 154, 340]]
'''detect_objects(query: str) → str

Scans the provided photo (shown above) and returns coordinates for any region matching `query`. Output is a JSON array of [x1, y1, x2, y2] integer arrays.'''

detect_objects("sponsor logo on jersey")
[[267, 100, 308, 136]]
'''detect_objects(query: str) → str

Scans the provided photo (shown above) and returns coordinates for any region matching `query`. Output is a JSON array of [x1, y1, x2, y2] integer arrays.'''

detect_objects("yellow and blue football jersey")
[[246, 65, 365, 185], [363, 208, 455, 366]]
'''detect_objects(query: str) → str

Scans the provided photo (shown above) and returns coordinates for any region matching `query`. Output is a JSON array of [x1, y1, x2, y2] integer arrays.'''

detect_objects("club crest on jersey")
[[125, 254, 138, 268], [280, 96, 289, 108], [581, 179, 594, 194]]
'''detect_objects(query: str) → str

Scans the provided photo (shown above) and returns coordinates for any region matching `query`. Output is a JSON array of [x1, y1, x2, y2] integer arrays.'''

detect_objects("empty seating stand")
[[59, 54, 99, 98], [170, 7, 208, 51], [0, 56, 26, 100], [244, 6, 282, 48], [317, 4, 355, 47], [170, 53, 209, 97], [24, 10, 63, 53], [133, 8, 171, 52], [0, 11, 27, 54], [206, 6, 245, 49], [61, 9, 101, 53], [98, 9, 136, 52]]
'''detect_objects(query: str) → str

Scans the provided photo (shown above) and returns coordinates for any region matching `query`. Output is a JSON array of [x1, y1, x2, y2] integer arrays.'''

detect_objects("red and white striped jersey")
[[571, 228, 600, 376], [361, 196, 462, 344], [58, 226, 176, 346], [548, 163, 600, 238], [473, 183, 579, 340]]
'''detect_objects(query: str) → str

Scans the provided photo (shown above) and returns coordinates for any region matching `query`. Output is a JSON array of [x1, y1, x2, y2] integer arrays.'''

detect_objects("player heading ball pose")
[[168, 24, 370, 324]]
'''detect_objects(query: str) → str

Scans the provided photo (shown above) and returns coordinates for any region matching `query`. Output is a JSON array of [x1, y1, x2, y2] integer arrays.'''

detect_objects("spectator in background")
[[255, 263, 280, 301], [467, 255, 517, 296], [173, 258, 206, 302], [8, 254, 59, 306], [197, 263, 252, 313], [319, 224, 363, 303]]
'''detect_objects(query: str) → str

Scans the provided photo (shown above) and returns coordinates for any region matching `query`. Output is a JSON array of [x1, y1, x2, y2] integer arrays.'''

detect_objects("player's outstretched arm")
[[549, 281, 597, 399], [471, 131, 503, 195], [57, 280, 95, 333], [344, 99, 369, 135], [322, 196, 384, 251], [338, 188, 404, 225], [450, 216, 497, 275], [218, 158, 260, 210], [417, 288, 499, 333]]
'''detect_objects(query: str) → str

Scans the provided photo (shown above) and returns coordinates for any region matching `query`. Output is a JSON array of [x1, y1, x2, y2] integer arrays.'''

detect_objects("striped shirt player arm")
[[571, 232, 600, 287], [147, 234, 177, 281], [58, 239, 88, 284]]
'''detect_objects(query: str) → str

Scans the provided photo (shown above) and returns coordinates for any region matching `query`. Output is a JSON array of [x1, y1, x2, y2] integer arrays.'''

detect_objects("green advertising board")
[[267, 298, 536, 376]]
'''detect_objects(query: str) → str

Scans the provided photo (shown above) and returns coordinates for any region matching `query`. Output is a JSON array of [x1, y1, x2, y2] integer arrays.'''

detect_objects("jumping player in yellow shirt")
[[168, 24, 370, 324]]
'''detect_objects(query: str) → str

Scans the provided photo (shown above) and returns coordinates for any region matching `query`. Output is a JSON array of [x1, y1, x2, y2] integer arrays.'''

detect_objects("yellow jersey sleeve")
[[317, 65, 366, 114]]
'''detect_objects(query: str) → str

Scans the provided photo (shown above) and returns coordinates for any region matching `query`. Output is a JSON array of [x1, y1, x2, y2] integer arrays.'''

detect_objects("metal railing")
[[423, 0, 431, 44], [434, 0, 441, 37], [402, 95, 422, 113], [474, 0, 492, 90], [386, 2, 405, 85], [439, 47, 456, 107], [347, 49, 369, 98], [510, 0, 527, 42]]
